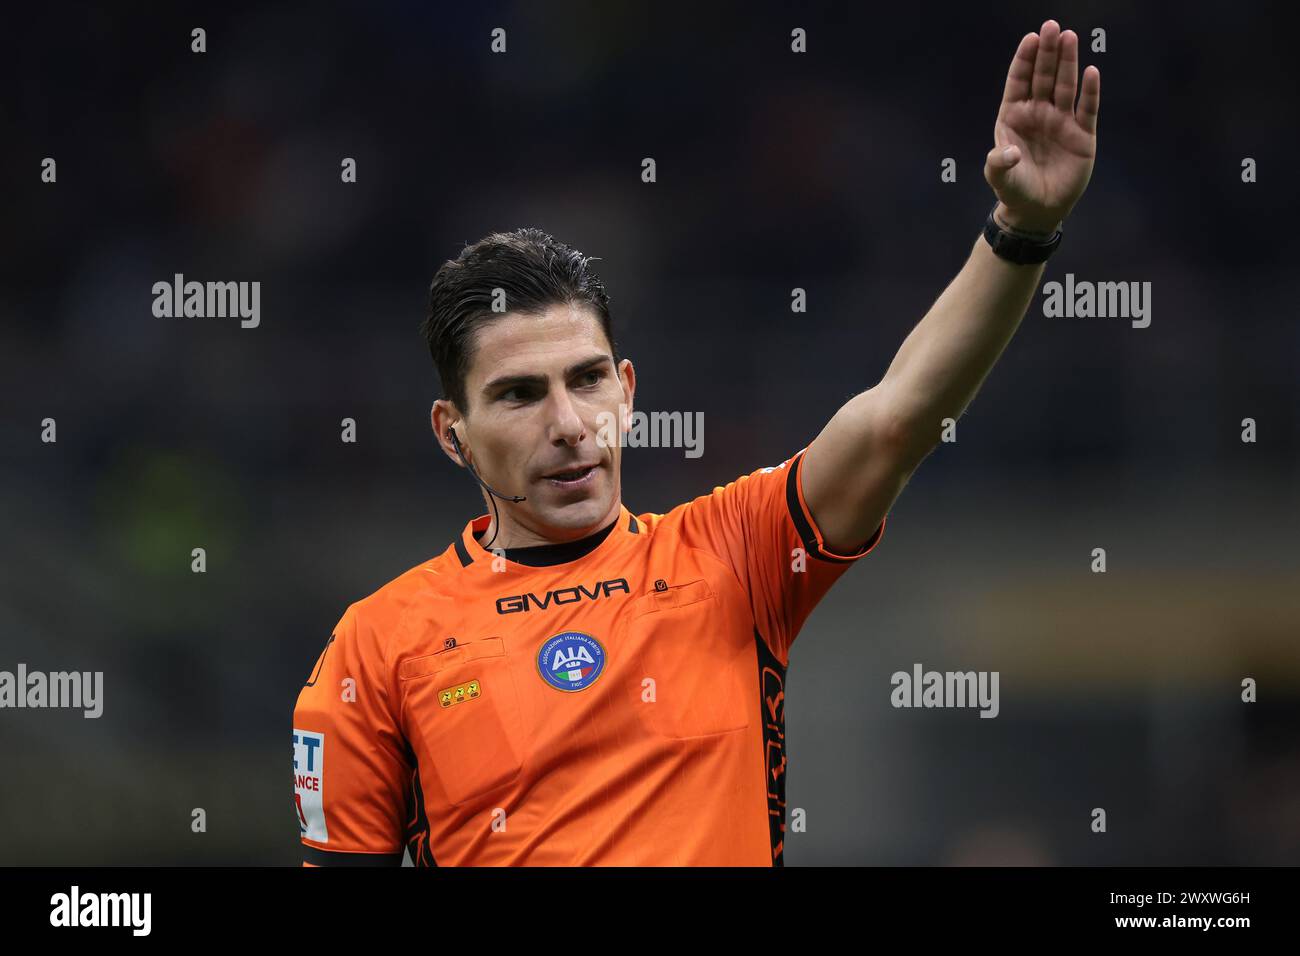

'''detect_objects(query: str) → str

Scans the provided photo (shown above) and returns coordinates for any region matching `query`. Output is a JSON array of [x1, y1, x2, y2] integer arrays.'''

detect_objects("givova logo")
[[293, 729, 327, 841], [537, 631, 606, 692]]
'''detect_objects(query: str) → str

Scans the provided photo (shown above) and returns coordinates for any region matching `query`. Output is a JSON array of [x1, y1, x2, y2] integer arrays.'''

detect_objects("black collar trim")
[[473, 515, 620, 568]]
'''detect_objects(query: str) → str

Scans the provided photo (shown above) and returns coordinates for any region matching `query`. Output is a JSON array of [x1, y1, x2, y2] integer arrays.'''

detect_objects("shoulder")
[[641, 449, 807, 528], [336, 543, 464, 648]]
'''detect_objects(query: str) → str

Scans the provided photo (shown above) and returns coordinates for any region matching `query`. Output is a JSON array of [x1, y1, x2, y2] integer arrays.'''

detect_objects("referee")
[[292, 19, 1099, 866]]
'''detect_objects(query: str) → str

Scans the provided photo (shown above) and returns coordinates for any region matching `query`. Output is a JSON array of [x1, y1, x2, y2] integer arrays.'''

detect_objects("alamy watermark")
[[50, 886, 150, 936], [595, 404, 703, 458], [0, 664, 103, 718], [152, 274, 260, 328], [1042, 273, 1150, 328], [890, 662, 999, 718]]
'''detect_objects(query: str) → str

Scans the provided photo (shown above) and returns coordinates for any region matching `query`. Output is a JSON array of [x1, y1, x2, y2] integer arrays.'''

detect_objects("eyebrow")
[[482, 354, 613, 396]]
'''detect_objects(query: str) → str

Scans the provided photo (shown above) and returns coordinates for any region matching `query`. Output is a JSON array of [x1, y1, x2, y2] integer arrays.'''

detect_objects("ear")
[[617, 358, 636, 434], [431, 399, 466, 468]]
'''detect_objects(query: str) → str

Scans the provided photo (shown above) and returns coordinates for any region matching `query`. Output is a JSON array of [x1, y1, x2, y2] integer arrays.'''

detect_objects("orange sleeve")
[[664, 441, 884, 664], [292, 603, 409, 867]]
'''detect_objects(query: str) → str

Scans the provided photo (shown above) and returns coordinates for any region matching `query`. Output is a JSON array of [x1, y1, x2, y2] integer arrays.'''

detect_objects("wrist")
[[993, 202, 1061, 240], [983, 201, 1063, 265]]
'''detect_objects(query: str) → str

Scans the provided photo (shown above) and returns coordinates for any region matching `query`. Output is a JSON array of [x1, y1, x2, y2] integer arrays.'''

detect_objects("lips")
[[542, 464, 598, 482]]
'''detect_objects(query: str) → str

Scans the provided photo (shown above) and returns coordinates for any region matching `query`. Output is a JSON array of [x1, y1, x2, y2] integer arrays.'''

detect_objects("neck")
[[479, 500, 623, 550]]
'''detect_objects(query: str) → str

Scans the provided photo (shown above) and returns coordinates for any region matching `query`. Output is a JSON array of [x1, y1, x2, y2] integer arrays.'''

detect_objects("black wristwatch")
[[982, 203, 1062, 264]]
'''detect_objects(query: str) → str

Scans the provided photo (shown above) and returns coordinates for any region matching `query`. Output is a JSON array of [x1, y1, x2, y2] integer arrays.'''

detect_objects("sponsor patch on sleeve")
[[292, 729, 327, 842]]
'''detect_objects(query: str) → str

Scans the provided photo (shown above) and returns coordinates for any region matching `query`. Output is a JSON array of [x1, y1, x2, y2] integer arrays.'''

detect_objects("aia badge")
[[537, 631, 606, 692]]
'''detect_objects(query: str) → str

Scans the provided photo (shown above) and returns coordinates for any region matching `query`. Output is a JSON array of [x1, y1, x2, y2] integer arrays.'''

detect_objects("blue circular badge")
[[537, 631, 606, 692]]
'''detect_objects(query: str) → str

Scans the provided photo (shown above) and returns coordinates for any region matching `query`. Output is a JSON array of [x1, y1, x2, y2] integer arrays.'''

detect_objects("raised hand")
[[984, 20, 1100, 235]]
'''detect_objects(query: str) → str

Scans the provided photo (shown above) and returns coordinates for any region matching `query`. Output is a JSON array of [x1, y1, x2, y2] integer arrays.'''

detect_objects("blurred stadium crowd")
[[1, 3, 1296, 864]]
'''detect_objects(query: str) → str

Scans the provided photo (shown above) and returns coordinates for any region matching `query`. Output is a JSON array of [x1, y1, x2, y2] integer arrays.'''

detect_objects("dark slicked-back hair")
[[422, 228, 616, 413]]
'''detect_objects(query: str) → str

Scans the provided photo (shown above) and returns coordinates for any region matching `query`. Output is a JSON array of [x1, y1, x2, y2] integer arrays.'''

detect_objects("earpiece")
[[447, 425, 526, 504]]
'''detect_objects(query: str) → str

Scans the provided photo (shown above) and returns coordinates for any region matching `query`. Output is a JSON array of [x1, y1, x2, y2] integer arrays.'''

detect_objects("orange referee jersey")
[[292, 443, 884, 866]]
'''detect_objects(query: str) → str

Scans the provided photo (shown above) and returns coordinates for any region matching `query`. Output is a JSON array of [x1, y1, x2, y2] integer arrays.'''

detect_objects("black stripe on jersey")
[[754, 629, 788, 867], [303, 845, 404, 867], [784, 451, 880, 563], [453, 536, 473, 568], [403, 740, 438, 867]]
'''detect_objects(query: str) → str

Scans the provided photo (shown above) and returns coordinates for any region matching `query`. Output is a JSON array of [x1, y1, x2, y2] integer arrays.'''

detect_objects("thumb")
[[984, 144, 1021, 190]]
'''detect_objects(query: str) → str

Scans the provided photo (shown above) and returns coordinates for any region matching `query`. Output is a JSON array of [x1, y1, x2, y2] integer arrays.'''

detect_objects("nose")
[[545, 388, 587, 447]]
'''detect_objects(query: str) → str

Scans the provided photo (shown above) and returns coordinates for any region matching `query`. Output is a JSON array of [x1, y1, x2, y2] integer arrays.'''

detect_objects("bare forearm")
[[799, 19, 1098, 554], [877, 229, 1045, 459]]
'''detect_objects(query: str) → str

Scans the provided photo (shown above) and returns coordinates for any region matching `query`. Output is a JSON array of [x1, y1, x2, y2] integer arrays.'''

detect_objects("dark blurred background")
[[2, 1, 1297, 865]]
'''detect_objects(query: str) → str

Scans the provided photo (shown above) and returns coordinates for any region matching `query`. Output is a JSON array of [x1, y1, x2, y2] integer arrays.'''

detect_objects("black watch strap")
[[982, 204, 1062, 264]]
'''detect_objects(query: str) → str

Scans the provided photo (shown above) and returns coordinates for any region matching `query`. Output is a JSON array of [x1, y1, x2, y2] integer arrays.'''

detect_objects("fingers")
[[1003, 20, 1097, 136], [1076, 64, 1101, 135], [1002, 32, 1038, 103], [1054, 29, 1079, 112], [1030, 19, 1061, 102]]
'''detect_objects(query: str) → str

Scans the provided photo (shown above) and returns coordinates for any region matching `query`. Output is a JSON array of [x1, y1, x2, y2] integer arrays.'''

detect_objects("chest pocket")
[[398, 637, 525, 807], [625, 578, 751, 739]]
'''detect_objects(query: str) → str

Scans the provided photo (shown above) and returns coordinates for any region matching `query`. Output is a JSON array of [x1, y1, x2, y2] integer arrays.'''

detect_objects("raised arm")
[[802, 19, 1100, 553]]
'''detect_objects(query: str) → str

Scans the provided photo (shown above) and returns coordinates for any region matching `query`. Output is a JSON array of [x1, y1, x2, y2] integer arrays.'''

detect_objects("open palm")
[[985, 20, 1100, 234]]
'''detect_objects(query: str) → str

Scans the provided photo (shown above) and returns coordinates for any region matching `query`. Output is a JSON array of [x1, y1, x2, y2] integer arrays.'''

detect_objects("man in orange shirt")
[[293, 20, 1099, 866]]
